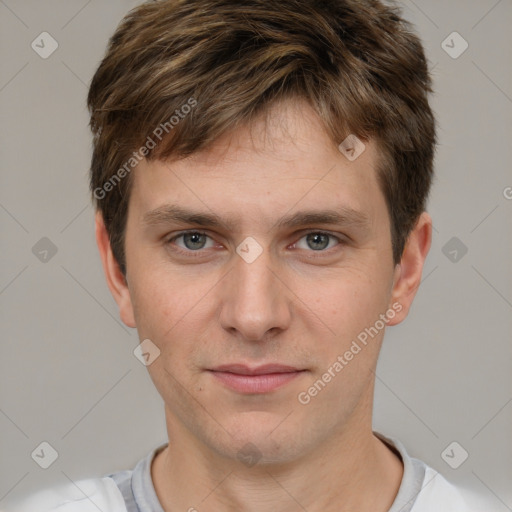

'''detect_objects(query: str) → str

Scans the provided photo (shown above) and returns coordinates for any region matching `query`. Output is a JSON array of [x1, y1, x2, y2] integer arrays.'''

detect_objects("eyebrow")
[[275, 209, 369, 230], [142, 205, 230, 229], [141, 204, 370, 232]]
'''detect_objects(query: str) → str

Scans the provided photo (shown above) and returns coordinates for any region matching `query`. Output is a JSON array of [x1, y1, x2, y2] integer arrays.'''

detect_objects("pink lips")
[[208, 364, 305, 394]]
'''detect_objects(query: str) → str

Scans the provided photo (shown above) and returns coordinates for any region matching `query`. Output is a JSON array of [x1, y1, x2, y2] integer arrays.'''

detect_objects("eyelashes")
[[165, 230, 344, 258], [293, 232, 340, 251]]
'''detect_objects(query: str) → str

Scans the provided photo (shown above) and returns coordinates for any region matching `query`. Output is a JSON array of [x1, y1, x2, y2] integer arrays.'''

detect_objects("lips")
[[208, 364, 306, 393], [211, 364, 301, 375]]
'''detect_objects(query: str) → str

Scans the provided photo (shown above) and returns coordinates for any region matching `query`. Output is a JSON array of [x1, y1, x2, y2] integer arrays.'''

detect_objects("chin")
[[205, 413, 314, 466]]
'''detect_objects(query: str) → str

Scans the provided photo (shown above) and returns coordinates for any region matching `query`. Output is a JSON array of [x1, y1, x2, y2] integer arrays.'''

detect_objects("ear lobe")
[[95, 212, 136, 328], [387, 212, 432, 326]]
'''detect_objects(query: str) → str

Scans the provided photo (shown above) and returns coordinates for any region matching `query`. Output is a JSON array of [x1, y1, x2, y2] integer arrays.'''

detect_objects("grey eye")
[[306, 233, 330, 250], [294, 232, 340, 252], [182, 232, 208, 250]]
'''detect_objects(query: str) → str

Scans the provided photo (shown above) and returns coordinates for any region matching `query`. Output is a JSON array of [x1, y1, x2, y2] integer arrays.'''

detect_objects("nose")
[[218, 247, 292, 342]]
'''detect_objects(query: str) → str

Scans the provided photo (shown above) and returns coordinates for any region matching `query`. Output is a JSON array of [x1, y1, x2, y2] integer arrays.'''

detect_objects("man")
[[12, 0, 486, 510]]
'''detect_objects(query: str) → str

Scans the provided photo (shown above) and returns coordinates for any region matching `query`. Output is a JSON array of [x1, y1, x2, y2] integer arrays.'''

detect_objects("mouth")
[[207, 364, 307, 394]]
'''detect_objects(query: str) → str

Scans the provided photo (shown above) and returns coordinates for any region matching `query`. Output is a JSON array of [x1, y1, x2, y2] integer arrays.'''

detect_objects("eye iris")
[[183, 232, 206, 250], [307, 233, 329, 250]]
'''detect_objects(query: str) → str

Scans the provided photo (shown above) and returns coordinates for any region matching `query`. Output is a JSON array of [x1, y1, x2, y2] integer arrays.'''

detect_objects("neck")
[[152, 413, 403, 512]]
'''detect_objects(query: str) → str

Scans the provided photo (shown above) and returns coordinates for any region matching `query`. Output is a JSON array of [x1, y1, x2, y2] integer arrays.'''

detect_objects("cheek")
[[130, 269, 194, 343], [296, 267, 389, 341], [129, 266, 220, 369], [130, 276, 204, 401]]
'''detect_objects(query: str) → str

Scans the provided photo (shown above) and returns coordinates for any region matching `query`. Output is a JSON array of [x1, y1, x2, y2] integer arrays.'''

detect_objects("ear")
[[95, 212, 136, 328], [387, 212, 432, 326]]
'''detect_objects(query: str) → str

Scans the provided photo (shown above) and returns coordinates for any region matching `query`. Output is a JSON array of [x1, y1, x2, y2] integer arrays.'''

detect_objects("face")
[[99, 99, 427, 464]]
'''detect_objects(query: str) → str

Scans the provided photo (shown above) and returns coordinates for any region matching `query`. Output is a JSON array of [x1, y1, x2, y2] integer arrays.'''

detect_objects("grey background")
[[1, 0, 511, 509]]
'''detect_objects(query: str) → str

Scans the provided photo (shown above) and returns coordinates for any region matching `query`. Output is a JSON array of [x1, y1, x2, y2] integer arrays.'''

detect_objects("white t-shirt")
[[7, 434, 491, 511]]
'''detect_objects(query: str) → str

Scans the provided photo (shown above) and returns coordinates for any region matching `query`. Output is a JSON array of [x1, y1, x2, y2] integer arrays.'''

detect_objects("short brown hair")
[[88, 0, 436, 275]]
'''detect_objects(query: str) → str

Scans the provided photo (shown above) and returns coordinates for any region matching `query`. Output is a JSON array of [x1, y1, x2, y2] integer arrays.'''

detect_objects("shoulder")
[[375, 433, 492, 512], [6, 476, 126, 512], [412, 466, 492, 512]]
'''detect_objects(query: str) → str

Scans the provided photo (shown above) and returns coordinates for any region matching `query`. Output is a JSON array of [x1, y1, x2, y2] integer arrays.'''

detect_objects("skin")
[[96, 98, 432, 512]]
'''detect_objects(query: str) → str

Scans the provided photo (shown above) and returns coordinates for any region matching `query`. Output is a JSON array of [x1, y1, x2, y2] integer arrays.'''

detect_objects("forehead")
[[129, 98, 385, 230], [175, 98, 377, 172]]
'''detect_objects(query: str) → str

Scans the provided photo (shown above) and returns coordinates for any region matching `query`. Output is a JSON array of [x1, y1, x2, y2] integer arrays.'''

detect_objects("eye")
[[169, 231, 215, 251], [294, 232, 340, 251]]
